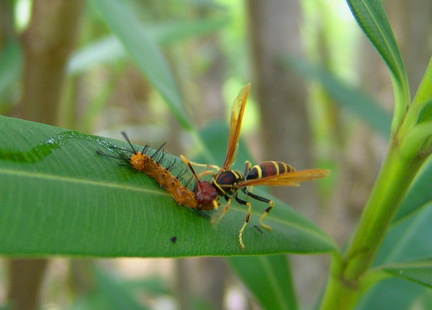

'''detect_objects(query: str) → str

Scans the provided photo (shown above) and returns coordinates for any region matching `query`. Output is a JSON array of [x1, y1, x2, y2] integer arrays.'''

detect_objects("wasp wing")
[[221, 84, 251, 170], [237, 169, 330, 187]]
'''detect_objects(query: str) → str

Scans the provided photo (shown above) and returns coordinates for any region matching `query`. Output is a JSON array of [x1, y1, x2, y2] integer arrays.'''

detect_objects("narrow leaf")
[[68, 17, 228, 75], [89, 0, 192, 129], [380, 258, 432, 289], [347, 0, 408, 98], [0, 41, 22, 100], [416, 96, 432, 125], [412, 57, 432, 107], [0, 116, 336, 257], [394, 158, 432, 222], [281, 56, 391, 139], [356, 201, 432, 309], [95, 268, 148, 310], [347, 0, 409, 128], [356, 279, 423, 310], [229, 255, 297, 310]]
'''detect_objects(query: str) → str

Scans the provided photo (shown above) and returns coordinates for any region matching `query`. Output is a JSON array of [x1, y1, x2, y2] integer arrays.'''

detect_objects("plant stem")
[[319, 138, 426, 309], [319, 256, 359, 310]]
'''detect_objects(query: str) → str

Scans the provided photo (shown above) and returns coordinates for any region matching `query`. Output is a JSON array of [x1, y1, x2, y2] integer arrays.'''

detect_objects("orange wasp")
[[182, 84, 330, 249]]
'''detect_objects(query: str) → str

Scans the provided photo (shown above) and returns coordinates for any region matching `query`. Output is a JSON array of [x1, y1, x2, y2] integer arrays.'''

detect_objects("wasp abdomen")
[[247, 161, 295, 180]]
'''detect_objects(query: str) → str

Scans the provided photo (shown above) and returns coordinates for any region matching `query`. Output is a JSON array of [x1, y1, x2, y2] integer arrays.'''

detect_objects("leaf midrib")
[[0, 167, 168, 196]]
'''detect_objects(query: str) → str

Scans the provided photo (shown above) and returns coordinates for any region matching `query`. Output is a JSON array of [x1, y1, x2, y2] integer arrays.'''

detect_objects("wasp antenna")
[[121, 131, 138, 154], [180, 155, 203, 191]]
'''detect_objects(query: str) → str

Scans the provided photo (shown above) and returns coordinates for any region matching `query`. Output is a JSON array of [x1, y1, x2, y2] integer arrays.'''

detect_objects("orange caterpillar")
[[98, 132, 217, 210]]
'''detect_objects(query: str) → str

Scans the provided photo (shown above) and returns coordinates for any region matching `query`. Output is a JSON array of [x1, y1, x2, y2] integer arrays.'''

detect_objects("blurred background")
[[0, 0, 431, 309]]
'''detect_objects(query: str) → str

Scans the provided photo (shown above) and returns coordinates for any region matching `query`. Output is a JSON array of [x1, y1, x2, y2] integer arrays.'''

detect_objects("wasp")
[[182, 84, 330, 249]]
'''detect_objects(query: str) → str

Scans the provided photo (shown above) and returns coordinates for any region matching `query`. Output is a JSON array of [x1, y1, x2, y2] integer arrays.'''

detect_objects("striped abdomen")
[[246, 161, 295, 180]]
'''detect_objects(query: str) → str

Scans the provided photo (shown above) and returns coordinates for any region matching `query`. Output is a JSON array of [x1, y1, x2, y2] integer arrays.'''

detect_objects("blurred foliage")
[[1, 0, 432, 309]]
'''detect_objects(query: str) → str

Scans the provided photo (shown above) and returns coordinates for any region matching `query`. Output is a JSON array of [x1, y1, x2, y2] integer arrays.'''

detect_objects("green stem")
[[319, 137, 426, 310], [319, 253, 360, 310], [343, 142, 424, 279]]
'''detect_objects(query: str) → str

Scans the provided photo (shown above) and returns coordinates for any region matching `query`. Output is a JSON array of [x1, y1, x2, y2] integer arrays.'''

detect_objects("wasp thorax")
[[214, 170, 245, 195]]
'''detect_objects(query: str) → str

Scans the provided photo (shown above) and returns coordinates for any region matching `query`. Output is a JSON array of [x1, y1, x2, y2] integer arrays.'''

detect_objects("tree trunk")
[[245, 0, 323, 306], [7, 1, 84, 309]]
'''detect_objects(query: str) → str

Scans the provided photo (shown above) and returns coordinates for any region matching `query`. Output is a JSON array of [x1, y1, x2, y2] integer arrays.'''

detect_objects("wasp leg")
[[243, 160, 253, 175], [258, 201, 274, 231], [196, 170, 216, 178], [180, 155, 219, 178], [233, 194, 253, 250], [241, 189, 274, 231], [212, 199, 219, 210], [210, 196, 231, 224], [187, 160, 220, 172], [238, 201, 252, 250]]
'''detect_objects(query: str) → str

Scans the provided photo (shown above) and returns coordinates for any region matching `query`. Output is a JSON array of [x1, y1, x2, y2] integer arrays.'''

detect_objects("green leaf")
[[356, 279, 423, 310], [376, 203, 432, 267], [0, 116, 336, 257], [380, 258, 432, 289], [394, 157, 432, 222], [68, 266, 168, 310], [413, 289, 432, 310], [68, 36, 125, 75], [89, 0, 192, 129], [407, 56, 432, 128], [0, 41, 22, 101], [281, 56, 391, 139], [412, 57, 432, 108], [68, 17, 229, 75], [416, 96, 432, 125], [199, 121, 327, 310], [228, 255, 297, 310], [382, 258, 432, 288], [347, 0, 409, 129], [94, 268, 149, 310], [150, 17, 229, 46], [357, 204, 432, 308]]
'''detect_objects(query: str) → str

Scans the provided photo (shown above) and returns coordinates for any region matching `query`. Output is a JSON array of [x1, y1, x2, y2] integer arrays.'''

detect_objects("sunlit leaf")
[[347, 0, 409, 127], [416, 96, 432, 125], [281, 56, 391, 139], [0, 116, 336, 257], [68, 17, 228, 74], [89, 0, 191, 129]]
